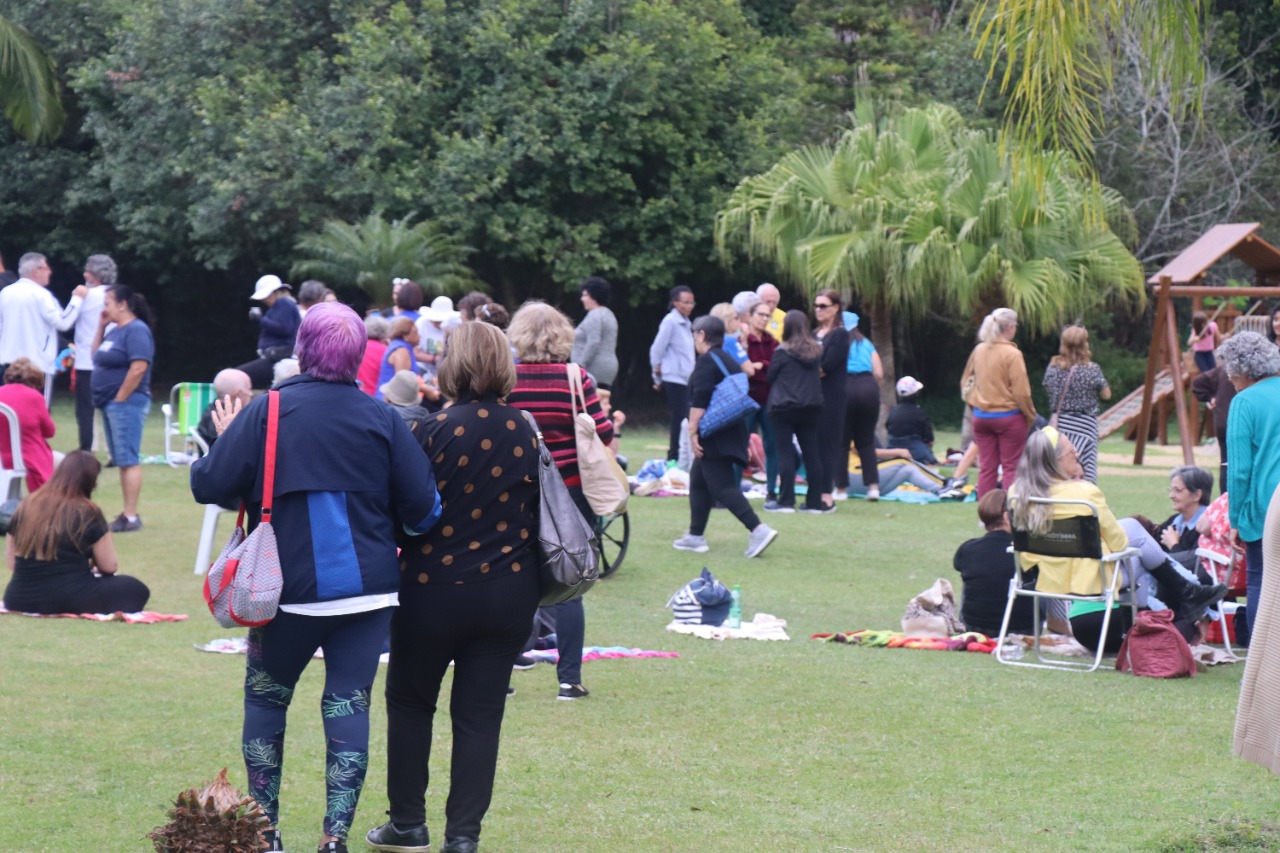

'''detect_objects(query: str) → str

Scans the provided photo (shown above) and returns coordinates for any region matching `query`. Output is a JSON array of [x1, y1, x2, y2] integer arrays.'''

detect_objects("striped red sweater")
[[508, 363, 614, 488]]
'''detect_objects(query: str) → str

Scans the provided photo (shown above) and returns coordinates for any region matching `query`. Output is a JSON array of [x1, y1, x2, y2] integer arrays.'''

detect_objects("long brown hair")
[[780, 310, 822, 360], [11, 451, 104, 561]]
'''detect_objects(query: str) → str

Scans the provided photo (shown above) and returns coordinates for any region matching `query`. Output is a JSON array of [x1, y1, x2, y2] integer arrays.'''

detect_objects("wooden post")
[[1164, 295, 1195, 465], [1135, 276, 1173, 465]]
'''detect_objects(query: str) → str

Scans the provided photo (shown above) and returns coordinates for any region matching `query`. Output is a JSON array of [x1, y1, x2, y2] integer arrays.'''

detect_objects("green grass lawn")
[[2, 404, 1277, 852]]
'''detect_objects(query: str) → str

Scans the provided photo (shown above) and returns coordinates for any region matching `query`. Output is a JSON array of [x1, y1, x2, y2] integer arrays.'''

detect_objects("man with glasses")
[[650, 284, 697, 463], [755, 282, 786, 342], [0, 253, 87, 394]]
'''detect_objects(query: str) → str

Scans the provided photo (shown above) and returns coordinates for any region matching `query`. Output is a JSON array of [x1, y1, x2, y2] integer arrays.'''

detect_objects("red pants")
[[973, 412, 1029, 497]]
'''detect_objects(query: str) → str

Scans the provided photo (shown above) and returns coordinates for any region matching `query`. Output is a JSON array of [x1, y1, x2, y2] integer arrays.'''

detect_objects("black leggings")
[[384, 568, 539, 841], [817, 376, 847, 495], [3, 572, 150, 614], [662, 381, 689, 461], [840, 373, 880, 488], [689, 454, 761, 535], [771, 407, 824, 510]]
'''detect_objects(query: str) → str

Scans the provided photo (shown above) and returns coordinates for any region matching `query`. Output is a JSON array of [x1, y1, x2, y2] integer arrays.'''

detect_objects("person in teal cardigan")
[[1223, 332, 1280, 647]]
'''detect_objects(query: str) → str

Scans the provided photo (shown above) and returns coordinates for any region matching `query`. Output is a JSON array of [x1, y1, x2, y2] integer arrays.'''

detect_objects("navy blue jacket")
[[190, 374, 441, 605], [257, 297, 301, 351]]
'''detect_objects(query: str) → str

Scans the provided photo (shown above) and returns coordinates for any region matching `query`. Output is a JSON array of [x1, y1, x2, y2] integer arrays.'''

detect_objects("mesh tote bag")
[[698, 351, 759, 437], [203, 391, 284, 628]]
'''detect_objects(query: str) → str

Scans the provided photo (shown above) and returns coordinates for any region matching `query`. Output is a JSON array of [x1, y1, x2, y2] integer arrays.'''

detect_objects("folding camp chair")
[[1197, 547, 1246, 658], [162, 382, 216, 466], [996, 496, 1140, 672], [0, 402, 27, 502]]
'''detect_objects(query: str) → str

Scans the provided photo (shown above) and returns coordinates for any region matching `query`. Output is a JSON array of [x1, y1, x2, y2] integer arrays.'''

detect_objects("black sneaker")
[[317, 842, 348, 853], [366, 821, 430, 852], [440, 838, 479, 853], [261, 829, 284, 852], [512, 654, 537, 670], [557, 683, 589, 701], [108, 513, 143, 533]]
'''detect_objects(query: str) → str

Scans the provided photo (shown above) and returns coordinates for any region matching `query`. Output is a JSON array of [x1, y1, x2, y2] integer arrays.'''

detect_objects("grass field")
[[2, 401, 1278, 852]]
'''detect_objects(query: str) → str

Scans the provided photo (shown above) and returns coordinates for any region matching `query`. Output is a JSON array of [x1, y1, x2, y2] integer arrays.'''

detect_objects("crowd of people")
[[10, 248, 1280, 850]]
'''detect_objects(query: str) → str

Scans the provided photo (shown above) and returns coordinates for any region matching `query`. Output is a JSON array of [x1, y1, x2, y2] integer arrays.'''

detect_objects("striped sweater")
[[508, 363, 614, 488]]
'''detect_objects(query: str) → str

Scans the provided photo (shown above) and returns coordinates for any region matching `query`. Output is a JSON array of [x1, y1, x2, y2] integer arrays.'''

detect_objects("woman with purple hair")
[[192, 302, 443, 853]]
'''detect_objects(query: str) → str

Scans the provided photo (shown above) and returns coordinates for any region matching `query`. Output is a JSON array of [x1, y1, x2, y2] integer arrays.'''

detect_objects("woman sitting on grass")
[[3, 450, 149, 614]]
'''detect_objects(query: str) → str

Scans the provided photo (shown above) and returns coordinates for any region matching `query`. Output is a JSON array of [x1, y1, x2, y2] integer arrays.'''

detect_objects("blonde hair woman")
[[959, 307, 1037, 497], [1042, 324, 1110, 482]]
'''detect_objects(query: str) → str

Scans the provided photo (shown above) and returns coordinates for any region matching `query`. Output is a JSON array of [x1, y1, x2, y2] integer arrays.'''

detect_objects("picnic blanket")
[[196, 637, 389, 663], [666, 612, 789, 640], [0, 605, 187, 623], [525, 646, 680, 663], [811, 629, 997, 653]]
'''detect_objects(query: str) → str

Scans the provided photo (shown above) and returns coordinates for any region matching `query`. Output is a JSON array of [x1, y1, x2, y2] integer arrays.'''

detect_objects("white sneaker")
[[744, 524, 779, 558], [673, 533, 710, 553], [832, 489, 848, 501], [866, 485, 880, 502]]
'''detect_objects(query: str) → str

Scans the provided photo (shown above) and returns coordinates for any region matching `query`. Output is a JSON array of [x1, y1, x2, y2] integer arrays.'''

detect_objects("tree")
[[0, 13, 64, 142], [971, 0, 1208, 170], [715, 103, 1144, 413], [292, 212, 480, 306]]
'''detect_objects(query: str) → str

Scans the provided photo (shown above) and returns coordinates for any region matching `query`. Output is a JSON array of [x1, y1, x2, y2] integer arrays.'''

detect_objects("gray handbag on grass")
[[519, 410, 601, 605]]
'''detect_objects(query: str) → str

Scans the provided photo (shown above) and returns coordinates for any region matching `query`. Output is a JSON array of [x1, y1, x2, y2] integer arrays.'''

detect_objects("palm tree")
[[970, 0, 1206, 170], [715, 103, 1144, 412], [292, 212, 481, 306], [0, 14, 65, 143]]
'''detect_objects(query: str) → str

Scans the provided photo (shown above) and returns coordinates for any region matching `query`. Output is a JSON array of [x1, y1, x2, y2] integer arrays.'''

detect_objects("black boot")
[[1147, 559, 1228, 621]]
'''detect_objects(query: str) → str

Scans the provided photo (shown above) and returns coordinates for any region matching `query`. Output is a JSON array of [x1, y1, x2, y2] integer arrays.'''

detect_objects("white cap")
[[896, 376, 924, 396], [421, 295, 460, 323], [251, 274, 289, 301]]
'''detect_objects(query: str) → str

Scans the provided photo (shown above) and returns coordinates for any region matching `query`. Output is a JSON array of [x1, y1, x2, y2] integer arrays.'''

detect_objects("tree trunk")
[[867, 297, 897, 440]]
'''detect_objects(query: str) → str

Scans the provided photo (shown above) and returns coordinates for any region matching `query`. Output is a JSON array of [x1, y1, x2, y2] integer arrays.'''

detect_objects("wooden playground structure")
[[1096, 223, 1280, 465]]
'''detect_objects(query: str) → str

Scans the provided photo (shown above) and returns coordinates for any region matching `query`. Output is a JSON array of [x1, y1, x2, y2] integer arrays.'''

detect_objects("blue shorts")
[[101, 393, 151, 467]]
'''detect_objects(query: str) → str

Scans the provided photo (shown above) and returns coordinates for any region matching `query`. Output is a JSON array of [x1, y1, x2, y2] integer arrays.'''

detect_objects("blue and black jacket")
[[191, 374, 441, 605]]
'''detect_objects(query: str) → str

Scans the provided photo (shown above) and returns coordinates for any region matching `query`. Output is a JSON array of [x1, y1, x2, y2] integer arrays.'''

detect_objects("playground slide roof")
[[1147, 223, 1280, 285]]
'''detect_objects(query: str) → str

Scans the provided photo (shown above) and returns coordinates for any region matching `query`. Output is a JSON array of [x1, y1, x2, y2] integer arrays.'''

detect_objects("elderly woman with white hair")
[[1221, 331, 1280, 646], [959, 307, 1038, 497]]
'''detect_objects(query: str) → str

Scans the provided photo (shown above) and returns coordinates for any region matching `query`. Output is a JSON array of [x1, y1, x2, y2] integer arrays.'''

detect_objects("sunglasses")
[[814, 302, 834, 309]]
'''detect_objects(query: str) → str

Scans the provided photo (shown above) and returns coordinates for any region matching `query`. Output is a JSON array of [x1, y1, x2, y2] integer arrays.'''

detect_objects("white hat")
[[380, 370, 423, 407], [421, 295, 460, 323], [896, 376, 924, 397], [251, 274, 290, 301]]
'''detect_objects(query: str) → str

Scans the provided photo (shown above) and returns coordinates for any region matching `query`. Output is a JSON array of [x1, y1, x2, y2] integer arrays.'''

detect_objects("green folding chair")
[[163, 382, 216, 466]]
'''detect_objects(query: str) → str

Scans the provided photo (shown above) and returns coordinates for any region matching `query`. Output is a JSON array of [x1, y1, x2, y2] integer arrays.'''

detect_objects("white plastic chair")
[[0, 402, 27, 502], [193, 504, 235, 575], [996, 497, 1141, 673]]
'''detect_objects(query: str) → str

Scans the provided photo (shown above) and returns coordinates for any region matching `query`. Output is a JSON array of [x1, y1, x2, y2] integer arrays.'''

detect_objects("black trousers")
[[839, 373, 880, 488], [689, 454, 761, 536], [384, 567, 540, 841], [662, 381, 689, 461], [771, 407, 824, 509], [75, 369, 95, 450], [817, 377, 848, 495]]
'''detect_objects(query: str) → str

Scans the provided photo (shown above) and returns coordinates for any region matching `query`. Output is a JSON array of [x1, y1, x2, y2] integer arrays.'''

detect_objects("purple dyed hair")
[[295, 302, 365, 383]]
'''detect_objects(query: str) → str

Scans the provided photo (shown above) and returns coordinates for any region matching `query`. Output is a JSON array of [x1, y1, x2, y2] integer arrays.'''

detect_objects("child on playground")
[[1188, 311, 1222, 373]]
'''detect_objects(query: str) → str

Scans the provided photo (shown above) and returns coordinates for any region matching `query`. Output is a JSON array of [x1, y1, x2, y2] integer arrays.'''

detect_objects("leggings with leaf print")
[[243, 607, 392, 840]]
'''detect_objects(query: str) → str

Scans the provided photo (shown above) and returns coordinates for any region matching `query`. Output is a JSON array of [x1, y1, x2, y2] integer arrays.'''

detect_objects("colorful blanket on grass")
[[812, 629, 996, 653], [526, 646, 680, 663], [0, 605, 187, 623], [196, 638, 676, 665]]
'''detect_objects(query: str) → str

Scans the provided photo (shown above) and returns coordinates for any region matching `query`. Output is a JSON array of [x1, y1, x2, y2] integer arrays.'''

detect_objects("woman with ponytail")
[[959, 308, 1036, 497]]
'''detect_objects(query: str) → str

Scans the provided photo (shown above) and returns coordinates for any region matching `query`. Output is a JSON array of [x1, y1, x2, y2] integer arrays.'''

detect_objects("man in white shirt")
[[70, 255, 114, 449], [0, 253, 87, 398]]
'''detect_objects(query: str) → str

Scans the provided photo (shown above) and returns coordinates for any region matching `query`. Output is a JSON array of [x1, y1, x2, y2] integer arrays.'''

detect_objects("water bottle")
[[727, 585, 742, 629]]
